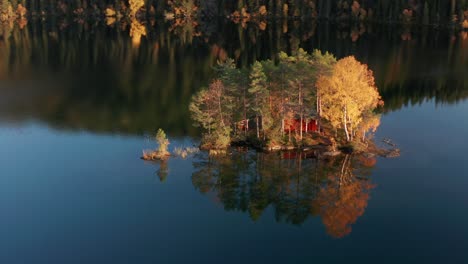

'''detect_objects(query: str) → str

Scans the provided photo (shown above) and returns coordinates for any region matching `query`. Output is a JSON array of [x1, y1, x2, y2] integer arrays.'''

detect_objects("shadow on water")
[[0, 18, 466, 137]]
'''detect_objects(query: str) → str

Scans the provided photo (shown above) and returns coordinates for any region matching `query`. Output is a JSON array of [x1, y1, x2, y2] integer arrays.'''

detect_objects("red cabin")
[[237, 118, 318, 133], [284, 119, 318, 133]]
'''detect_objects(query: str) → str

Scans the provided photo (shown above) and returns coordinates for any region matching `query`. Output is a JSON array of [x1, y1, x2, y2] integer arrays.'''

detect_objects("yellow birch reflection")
[[191, 151, 377, 238], [312, 154, 374, 238], [130, 18, 146, 48], [0, 19, 465, 136]]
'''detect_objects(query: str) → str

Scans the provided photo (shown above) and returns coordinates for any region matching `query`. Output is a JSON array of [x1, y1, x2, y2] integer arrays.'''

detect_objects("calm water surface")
[[0, 20, 467, 263]]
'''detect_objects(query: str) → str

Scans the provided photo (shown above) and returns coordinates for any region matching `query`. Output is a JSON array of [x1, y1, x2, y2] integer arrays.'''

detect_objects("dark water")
[[0, 20, 467, 263]]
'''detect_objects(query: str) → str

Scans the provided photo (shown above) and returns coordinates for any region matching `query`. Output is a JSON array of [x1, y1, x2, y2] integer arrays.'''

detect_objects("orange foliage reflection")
[[313, 155, 375, 238], [192, 151, 378, 238]]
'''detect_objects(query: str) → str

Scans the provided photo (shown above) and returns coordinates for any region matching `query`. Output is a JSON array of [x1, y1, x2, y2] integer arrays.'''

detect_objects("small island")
[[142, 128, 171, 160], [189, 49, 390, 156]]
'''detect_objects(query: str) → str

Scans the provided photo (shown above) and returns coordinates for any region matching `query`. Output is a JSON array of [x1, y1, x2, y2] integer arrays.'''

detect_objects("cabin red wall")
[[284, 119, 317, 132], [237, 118, 318, 133]]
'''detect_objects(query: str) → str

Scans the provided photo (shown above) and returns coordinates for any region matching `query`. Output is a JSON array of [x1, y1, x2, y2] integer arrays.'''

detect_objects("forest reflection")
[[0, 18, 466, 136], [192, 150, 375, 238]]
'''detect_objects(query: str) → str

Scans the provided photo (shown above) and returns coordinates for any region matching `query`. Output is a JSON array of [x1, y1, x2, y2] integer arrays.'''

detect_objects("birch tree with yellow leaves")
[[317, 56, 382, 142], [129, 0, 144, 17]]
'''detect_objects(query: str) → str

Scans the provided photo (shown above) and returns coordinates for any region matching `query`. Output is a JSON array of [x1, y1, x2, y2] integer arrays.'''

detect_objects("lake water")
[[0, 20, 467, 263]]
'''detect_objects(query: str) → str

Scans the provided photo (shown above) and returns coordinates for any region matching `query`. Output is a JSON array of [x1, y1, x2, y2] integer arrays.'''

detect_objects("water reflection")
[[0, 19, 466, 136], [192, 151, 376, 238]]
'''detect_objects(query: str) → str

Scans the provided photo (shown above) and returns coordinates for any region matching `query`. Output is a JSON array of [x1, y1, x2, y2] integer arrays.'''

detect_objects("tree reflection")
[[192, 150, 376, 238], [312, 154, 374, 238], [156, 159, 169, 182], [0, 19, 466, 136]]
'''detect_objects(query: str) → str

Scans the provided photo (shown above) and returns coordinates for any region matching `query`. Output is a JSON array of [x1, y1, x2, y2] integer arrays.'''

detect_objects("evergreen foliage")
[[156, 128, 170, 155], [190, 49, 384, 150]]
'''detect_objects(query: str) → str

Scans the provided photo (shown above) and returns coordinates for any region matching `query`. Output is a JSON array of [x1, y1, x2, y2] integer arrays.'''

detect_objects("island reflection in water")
[[189, 150, 376, 238], [0, 15, 467, 261]]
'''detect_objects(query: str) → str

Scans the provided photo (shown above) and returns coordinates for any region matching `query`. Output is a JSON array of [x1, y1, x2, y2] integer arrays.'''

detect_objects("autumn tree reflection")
[[192, 150, 376, 238], [312, 154, 375, 238], [156, 159, 169, 182], [0, 19, 466, 137]]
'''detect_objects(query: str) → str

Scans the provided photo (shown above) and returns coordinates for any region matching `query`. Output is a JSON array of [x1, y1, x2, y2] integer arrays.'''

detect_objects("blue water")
[[0, 20, 467, 263], [0, 99, 467, 263]]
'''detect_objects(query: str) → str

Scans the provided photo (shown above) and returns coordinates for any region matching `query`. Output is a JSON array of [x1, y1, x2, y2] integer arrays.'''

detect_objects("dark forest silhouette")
[[0, 19, 465, 136]]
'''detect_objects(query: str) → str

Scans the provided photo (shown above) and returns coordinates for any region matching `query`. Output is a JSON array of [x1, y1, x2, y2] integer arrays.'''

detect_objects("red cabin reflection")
[[281, 150, 317, 159]]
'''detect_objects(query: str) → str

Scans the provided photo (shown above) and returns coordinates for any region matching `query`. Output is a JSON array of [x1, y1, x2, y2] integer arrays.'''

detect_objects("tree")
[[130, 17, 146, 47], [192, 150, 377, 234], [317, 56, 381, 142], [189, 79, 233, 149], [313, 155, 374, 238], [189, 89, 215, 134], [156, 128, 170, 156], [291, 49, 317, 140], [277, 49, 318, 141], [215, 59, 249, 137], [142, 128, 171, 160], [157, 160, 169, 182], [0, 0, 14, 20], [129, 0, 144, 17], [358, 112, 381, 142], [248, 61, 269, 139], [312, 49, 337, 128]]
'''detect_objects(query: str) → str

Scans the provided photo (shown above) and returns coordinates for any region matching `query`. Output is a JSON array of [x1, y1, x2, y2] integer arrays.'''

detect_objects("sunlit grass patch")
[[173, 146, 199, 159], [141, 149, 170, 161]]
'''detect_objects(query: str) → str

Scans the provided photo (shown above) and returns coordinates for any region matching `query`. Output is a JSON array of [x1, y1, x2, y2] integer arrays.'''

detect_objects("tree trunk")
[[339, 154, 350, 186], [256, 115, 260, 139], [343, 106, 350, 142], [261, 116, 266, 141], [317, 95, 322, 134], [281, 118, 285, 137], [243, 94, 247, 136], [299, 82, 303, 141], [217, 91, 225, 128], [450, 0, 456, 16], [300, 115, 303, 141]]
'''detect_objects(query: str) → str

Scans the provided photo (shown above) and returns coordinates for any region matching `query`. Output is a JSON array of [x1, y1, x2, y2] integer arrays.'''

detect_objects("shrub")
[[156, 129, 170, 156]]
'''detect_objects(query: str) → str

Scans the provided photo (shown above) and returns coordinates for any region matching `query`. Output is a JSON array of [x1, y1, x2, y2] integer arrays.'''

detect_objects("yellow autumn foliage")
[[129, 0, 144, 17], [105, 7, 116, 17], [462, 19, 468, 29], [130, 18, 146, 47], [317, 56, 381, 142], [0, 1, 14, 21], [16, 4, 27, 17], [258, 5, 267, 16]]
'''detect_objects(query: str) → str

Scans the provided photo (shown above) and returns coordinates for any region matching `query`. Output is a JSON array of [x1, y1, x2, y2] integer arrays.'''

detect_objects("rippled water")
[[0, 20, 467, 263]]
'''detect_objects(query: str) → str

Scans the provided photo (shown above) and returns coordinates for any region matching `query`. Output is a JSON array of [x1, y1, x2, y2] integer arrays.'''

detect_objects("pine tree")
[[278, 49, 317, 141], [155, 128, 170, 156], [189, 89, 215, 134], [216, 59, 249, 137], [312, 49, 337, 131], [248, 61, 269, 139], [189, 79, 234, 149]]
